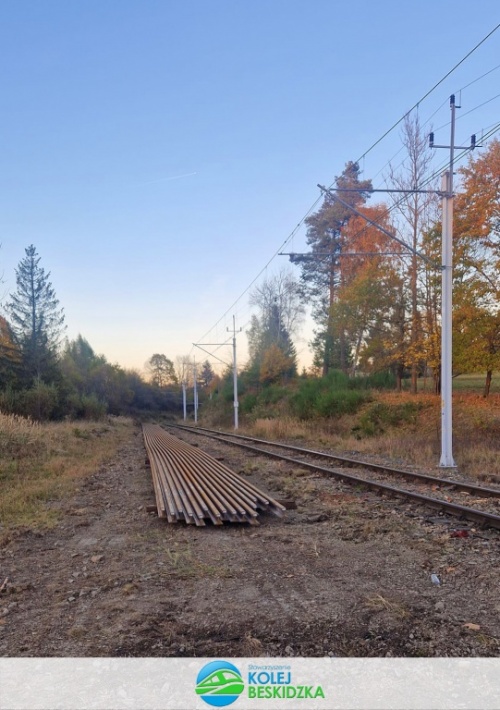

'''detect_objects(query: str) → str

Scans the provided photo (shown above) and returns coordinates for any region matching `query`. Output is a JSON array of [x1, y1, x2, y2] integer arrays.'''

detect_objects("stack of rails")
[[142, 423, 286, 526]]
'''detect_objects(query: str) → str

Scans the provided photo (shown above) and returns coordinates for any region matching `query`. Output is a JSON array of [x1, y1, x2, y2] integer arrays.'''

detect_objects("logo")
[[196, 660, 244, 707]]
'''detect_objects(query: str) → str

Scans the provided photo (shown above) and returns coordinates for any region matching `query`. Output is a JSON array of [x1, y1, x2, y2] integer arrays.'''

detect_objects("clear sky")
[[0, 1, 499, 375]]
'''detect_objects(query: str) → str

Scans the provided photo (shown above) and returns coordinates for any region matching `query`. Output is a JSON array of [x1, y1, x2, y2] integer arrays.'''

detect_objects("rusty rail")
[[170, 423, 500, 531], [142, 423, 285, 526]]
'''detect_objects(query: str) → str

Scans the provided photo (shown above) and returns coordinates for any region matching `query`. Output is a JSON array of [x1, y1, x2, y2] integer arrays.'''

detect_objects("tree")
[[146, 353, 177, 387], [387, 113, 439, 393], [7, 245, 65, 383], [175, 354, 195, 386], [247, 270, 303, 379], [259, 343, 295, 385], [0, 315, 22, 388], [452, 139, 500, 395], [249, 269, 305, 340], [293, 161, 372, 374], [200, 360, 215, 388], [329, 204, 404, 378]]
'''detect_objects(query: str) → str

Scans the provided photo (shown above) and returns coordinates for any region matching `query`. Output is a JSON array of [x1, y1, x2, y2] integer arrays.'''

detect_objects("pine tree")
[[200, 360, 215, 388], [146, 353, 178, 387], [7, 245, 65, 383], [293, 161, 371, 374]]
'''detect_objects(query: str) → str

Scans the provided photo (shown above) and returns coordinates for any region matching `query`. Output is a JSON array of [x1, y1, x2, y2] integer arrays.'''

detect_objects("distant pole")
[[182, 381, 187, 421], [193, 358, 198, 424], [227, 315, 242, 430]]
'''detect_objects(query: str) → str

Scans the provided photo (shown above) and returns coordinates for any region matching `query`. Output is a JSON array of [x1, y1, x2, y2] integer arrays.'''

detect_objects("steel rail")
[[142, 424, 285, 525], [170, 424, 500, 499], [169, 424, 500, 531], [152, 437, 261, 517]]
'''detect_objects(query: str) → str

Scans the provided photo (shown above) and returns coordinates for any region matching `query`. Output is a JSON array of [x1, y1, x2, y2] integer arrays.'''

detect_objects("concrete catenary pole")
[[193, 358, 198, 424], [227, 315, 241, 430], [182, 381, 187, 421], [430, 94, 478, 467], [440, 95, 457, 467], [440, 167, 455, 467], [232, 315, 239, 430]]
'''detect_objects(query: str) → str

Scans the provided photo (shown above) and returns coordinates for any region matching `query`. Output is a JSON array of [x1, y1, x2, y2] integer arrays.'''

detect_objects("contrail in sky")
[[142, 172, 197, 184]]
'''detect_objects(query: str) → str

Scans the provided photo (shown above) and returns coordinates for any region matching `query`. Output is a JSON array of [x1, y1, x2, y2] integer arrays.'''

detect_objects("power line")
[[458, 61, 500, 92], [193, 193, 323, 348], [356, 22, 500, 166], [192, 23, 500, 352]]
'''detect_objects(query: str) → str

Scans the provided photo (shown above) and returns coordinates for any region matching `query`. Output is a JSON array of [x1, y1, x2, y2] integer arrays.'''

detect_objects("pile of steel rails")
[[142, 423, 285, 526]]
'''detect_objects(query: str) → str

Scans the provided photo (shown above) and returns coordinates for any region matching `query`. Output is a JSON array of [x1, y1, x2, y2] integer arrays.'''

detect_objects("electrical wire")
[[459, 62, 500, 92], [192, 193, 323, 351], [355, 22, 500, 166], [192, 22, 500, 354]]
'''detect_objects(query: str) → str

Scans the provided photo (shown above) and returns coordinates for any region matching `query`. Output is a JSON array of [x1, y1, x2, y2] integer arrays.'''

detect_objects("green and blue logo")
[[196, 660, 244, 707]]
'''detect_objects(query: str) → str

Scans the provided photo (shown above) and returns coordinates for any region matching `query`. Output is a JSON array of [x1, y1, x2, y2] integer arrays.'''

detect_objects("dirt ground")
[[1, 422, 500, 658]]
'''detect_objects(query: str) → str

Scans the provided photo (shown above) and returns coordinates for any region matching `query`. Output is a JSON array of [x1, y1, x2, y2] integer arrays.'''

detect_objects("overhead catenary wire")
[[192, 22, 500, 353], [309, 121, 500, 268], [355, 23, 500, 167]]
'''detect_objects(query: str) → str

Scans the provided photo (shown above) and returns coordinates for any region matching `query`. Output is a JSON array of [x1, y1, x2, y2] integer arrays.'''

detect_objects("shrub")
[[355, 401, 421, 437], [316, 389, 371, 417], [240, 393, 258, 414], [260, 384, 288, 405], [23, 382, 59, 421], [290, 371, 370, 419]]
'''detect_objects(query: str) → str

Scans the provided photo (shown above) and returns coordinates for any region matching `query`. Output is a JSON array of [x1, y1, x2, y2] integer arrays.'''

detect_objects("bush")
[[316, 389, 371, 417], [80, 394, 107, 420], [22, 382, 59, 421], [240, 393, 258, 414], [290, 371, 371, 419], [0, 387, 25, 416], [355, 401, 421, 437], [260, 384, 288, 405]]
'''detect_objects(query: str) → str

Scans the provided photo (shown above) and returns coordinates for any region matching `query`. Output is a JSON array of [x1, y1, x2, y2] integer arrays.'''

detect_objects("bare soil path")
[[1, 424, 500, 657]]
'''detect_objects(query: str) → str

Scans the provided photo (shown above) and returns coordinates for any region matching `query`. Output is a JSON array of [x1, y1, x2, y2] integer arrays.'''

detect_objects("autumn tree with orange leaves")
[[453, 139, 500, 396], [294, 161, 372, 375]]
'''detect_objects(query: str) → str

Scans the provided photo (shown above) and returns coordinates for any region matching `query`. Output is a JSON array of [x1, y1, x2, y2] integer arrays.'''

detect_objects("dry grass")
[[365, 594, 409, 619], [242, 392, 500, 478], [0, 413, 133, 531], [249, 416, 311, 441]]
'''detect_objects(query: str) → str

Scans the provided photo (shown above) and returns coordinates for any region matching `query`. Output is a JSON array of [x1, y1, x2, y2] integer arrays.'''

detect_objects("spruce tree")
[[7, 245, 65, 383]]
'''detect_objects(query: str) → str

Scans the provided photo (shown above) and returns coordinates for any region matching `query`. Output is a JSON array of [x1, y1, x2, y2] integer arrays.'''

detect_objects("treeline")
[[241, 128, 499, 397], [0, 246, 179, 420]]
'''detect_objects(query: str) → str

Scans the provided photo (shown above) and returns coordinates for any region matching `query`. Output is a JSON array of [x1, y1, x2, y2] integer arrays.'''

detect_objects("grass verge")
[[239, 392, 500, 478], [0, 413, 133, 533]]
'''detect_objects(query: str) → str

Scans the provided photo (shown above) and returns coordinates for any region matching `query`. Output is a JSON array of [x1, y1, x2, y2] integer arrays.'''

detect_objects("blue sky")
[[0, 1, 499, 374]]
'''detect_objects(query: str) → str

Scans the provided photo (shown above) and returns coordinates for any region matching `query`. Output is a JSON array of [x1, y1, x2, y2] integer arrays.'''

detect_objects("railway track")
[[168, 423, 500, 531]]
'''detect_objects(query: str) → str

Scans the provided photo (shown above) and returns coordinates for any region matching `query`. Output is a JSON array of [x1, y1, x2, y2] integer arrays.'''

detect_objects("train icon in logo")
[[196, 660, 244, 707]]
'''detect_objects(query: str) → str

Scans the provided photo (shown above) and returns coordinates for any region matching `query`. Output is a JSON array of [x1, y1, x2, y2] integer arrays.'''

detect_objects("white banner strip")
[[1, 658, 500, 710]]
